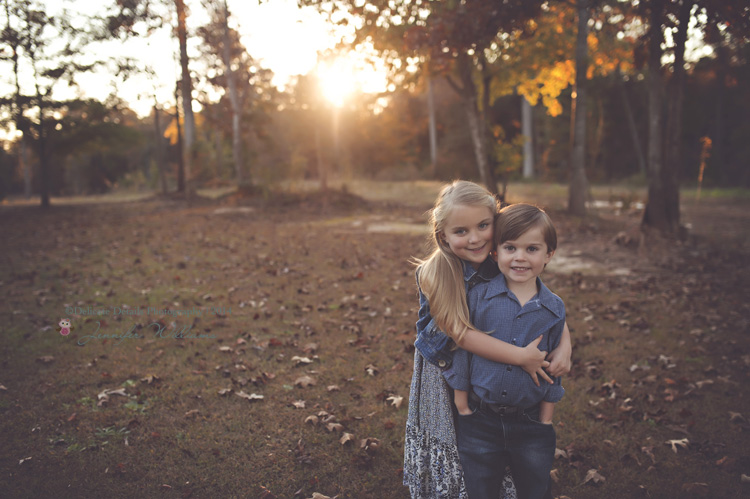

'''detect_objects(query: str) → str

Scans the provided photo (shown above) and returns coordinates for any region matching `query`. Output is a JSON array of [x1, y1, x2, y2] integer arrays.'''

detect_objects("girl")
[[403, 181, 572, 498]]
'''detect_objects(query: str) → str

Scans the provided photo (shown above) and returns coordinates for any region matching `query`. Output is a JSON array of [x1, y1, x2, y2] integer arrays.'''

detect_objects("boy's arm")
[[546, 321, 572, 377], [539, 401, 555, 424], [457, 328, 553, 386], [453, 389, 472, 415]]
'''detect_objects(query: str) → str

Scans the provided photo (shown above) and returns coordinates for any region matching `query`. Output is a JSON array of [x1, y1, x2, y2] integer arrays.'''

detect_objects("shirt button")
[[506, 366, 512, 371], [438, 360, 446, 368], [502, 390, 507, 396]]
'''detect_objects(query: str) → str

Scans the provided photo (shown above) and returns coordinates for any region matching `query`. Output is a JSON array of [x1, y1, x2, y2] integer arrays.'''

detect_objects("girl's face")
[[440, 204, 494, 269], [496, 226, 554, 286]]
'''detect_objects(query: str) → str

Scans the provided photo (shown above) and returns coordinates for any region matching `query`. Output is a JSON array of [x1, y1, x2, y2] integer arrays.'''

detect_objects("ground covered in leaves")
[[1, 183, 749, 498]]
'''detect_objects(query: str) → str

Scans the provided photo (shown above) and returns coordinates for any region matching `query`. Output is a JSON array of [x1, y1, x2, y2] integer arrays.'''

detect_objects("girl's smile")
[[440, 205, 495, 268]]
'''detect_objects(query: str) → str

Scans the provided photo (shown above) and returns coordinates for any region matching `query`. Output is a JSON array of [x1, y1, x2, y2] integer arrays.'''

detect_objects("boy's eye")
[[528, 247, 538, 252]]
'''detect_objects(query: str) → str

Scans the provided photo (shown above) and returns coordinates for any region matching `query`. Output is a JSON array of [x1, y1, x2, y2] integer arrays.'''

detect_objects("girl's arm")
[[546, 321, 572, 377], [456, 328, 552, 386]]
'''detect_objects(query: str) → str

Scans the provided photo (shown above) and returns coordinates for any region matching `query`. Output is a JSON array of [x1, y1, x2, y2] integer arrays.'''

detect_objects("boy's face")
[[496, 226, 554, 286]]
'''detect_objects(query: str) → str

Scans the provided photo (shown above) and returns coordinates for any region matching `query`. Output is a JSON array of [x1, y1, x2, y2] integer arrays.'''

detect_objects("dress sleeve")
[[414, 269, 455, 369]]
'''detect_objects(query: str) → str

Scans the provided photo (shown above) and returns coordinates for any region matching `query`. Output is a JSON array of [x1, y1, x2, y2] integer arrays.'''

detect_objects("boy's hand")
[[521, 336, 553, 386]]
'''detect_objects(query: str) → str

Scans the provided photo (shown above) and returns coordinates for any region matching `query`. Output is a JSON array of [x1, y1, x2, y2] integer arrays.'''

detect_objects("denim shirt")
[[414, 257, 499, 368], [443, 273, 566, 408]]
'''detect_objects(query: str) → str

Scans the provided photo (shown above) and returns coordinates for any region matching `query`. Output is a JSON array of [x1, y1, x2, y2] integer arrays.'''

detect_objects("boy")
[[443, 203, 566, 499]]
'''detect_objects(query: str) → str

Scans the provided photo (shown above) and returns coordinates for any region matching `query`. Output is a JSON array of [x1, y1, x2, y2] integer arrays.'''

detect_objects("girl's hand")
[[521, 336, 552, 386], [546, 338, 572, 377]]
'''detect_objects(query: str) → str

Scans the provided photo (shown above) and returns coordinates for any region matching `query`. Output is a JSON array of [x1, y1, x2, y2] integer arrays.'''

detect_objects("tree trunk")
[[314, 110, 327, 191], [568, 0, 590, 216], [427, 74, 438, 176], [174, 80, 185, 192], [220, 0, 245, 185], [663, 0, 692, 223], [454, 52, 498, 195], [642, 0, 680, 234], [522, 96, 534, 178], [153, 104, 168, 194], [175, 0, 195, 204], [615, 65, 647, 175]]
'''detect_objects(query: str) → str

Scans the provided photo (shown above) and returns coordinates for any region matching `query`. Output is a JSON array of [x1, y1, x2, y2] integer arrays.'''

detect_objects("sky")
[[13, 0, 384, 119]]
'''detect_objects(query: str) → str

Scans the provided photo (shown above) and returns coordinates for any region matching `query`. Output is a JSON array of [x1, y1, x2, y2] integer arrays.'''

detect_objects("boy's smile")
[[497, 226, 554, 287]]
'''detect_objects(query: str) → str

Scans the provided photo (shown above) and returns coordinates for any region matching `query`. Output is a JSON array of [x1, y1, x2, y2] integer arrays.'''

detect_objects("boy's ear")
[[544, 249, 555, 264]]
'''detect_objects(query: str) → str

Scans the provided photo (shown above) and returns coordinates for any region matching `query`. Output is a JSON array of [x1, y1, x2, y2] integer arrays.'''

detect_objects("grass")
[[1, 181, 749, 498]]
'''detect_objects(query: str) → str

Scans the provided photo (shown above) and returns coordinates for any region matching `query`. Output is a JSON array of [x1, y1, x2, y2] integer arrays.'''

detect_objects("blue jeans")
[[456, 402, 555, 499]]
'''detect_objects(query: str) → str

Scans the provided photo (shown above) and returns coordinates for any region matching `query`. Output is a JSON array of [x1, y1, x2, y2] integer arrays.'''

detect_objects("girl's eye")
[[479, 222, 490, 229]]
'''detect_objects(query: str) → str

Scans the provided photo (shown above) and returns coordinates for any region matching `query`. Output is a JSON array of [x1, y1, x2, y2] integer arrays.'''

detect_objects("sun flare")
[[316, 46, 388, 107]]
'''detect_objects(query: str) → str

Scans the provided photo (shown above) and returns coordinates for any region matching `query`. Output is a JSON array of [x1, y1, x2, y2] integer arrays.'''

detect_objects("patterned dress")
[[403, 350, 517, 498]]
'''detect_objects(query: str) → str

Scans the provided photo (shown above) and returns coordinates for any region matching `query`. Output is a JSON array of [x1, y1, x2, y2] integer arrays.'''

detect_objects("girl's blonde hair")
[[416, 180, 497, 345]]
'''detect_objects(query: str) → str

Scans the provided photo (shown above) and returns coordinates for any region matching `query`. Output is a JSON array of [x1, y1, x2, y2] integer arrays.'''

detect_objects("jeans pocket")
[[524, 412, 553, 427]]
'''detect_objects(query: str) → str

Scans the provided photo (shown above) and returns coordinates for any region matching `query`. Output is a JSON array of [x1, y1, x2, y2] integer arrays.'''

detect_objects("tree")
[[0, 0, 98, 207], [303, 0, 545, 196], [568, 0, 592, 216], [175, 0, 195, 202]]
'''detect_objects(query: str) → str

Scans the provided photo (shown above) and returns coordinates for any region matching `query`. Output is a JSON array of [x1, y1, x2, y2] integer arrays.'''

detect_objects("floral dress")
[[403, 260, 517, 498]]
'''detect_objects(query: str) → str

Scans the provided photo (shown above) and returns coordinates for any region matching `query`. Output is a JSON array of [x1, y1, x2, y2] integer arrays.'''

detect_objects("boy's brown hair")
[[494, 203, 557, 252]]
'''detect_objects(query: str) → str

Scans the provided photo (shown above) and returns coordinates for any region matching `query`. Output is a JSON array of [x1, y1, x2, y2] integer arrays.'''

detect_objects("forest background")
[[1, 0, 750, 498], [0, 0, 748, 228]]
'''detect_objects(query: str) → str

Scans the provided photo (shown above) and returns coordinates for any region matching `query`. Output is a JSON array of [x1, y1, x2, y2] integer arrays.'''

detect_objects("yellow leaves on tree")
[[518, 60, 575, 117]]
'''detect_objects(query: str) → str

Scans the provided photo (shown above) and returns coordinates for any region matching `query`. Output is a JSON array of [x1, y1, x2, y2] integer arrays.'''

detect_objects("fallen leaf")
[[291, 355, 313, 366], [235, 391, 264, 402], [386, 395, 403, 408], [360, 437, 380, 452], [305, 415, 319, 425], [218, 388, 232, 396], [364, 364, 379, 376], [185, 409, 200, 418], [741, 474, 750, 483], [308, 493, 331, 499], [327, 385, 340, 392], [326, 422, 344, 433], [140, 375, 160, 384], [18, 457, 32, 465], [681, 482, 709, 495], [554, 448, 568, 459], [340, 432, 355, 445], [641, 446, 656, 464], [583, 469, 606, 485], [36, 356, 55, 364], [218, 346, 233, 353], [292, 400, 306, 409], [550, 468, 560, 483], [294, 375, 316, 388], [729, 412, 746, 423], [666, 438, 689, 453], [96, 387, 128, 406]]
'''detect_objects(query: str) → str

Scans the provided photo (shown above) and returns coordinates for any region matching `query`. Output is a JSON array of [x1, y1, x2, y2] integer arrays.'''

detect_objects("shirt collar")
[[462, 257, 499, 283], [485, 274, 562, 317]]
